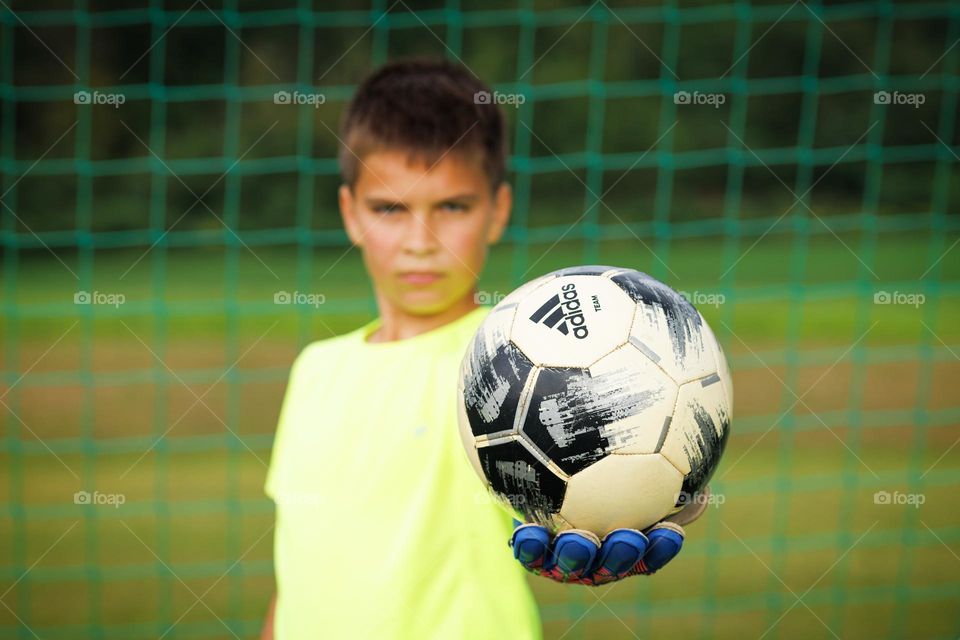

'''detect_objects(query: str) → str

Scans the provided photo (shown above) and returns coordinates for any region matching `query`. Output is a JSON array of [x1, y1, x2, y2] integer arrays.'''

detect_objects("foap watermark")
[[74, 490, 125, 508], [474, 290, 507, 306], [676, 490, 726, 508], [474, 91, 526, 108], [674, 91, 726, 108], [274, 90, 326, 108], [274, 290, 326, 308], [74, 290, 125, 308], [473, 488, 528, 510], [874, 290, 924, 307], [873, 91, 925, 108], [679, 290, 726, 308], [874, 490, 925, 508], [74, 90, 126, 108]]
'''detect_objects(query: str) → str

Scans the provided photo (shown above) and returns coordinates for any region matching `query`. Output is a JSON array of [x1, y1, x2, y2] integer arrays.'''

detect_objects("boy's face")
[[338, 149, 510, 316]]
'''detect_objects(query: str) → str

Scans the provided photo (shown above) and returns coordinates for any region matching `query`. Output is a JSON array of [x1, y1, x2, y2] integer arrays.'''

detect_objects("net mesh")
[[2, 1, 959, 638]]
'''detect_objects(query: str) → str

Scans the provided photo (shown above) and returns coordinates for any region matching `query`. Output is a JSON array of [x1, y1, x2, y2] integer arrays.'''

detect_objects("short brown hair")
[[338, 58, 507, 191]]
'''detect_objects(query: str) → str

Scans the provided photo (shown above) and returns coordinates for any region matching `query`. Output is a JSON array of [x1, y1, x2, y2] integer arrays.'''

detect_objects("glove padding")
[[509, 487, 711, 586]]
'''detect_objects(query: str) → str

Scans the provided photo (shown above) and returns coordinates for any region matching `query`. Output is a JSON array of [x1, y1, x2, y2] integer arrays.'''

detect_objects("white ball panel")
[[511, 275, 635, 368], [659, 373, 731, 480], [559, 453, 682, 534], [628, 303, 717, 384]]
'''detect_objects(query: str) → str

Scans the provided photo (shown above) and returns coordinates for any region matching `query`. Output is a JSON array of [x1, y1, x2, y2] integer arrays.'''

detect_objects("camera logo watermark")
[[274, 91, 326, 108], [74, 490, 125, 508], [679, 290, 725, 308], [873, 291, 924, 307], [474, 91, 526, 108], [474, 290, 507, 306], [674, 91, 726, 108], [74, 290, 125, 308], [74, 91, 126, 108], [676, 490, 726, 508], [274, 291, 326, 308], [873, 490, 924, 508], [873, 91, 925, 108]]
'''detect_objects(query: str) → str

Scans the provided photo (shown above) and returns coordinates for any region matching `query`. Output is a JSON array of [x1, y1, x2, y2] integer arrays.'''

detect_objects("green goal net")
[[1, 1, 959, 638]]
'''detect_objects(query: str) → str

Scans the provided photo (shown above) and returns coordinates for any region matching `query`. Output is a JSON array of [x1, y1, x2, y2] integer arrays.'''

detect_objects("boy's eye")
[[439, 202, 469, 213], [372, 203, 403, 214]]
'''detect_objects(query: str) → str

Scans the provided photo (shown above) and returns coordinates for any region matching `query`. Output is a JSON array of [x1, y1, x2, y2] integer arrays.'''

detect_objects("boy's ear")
[[338, 184, 364, 247], [487, 182, 512, 244]]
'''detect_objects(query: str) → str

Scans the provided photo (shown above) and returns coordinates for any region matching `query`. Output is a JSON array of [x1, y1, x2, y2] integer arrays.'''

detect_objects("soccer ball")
[[457, 266, 732, 535]]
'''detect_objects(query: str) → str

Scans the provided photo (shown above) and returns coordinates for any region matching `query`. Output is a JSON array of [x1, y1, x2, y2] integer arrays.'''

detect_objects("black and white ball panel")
[[520, 344, 678, 474], [552, 264, 624, 278], [612, 270, 717, 384], [702, 317, 735, 415], [460, 305, 533, 438], [476, 437, 567, 529], [462, 341, 534, 438], [659, 373, 731, 499], [456, 380, 486, 482]]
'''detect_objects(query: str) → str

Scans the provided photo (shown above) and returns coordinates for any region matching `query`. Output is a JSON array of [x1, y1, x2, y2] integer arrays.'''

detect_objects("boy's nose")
[[403, 211, 440, 255]]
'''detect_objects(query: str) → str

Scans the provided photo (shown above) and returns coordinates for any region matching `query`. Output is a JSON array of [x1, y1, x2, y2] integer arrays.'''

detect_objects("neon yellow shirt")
[[266, 307, 542, 639]]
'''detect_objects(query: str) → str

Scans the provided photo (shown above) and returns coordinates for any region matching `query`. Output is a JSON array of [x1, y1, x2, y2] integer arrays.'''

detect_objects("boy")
[[262, 58, 705, 639]]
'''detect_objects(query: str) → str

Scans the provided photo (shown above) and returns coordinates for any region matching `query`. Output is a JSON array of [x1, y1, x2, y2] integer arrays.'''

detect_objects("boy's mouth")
[[398, 271, 444, 286]]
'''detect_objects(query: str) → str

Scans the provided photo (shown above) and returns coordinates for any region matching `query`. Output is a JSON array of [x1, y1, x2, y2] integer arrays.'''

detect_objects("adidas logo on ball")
[[529, 283, 590, 339]]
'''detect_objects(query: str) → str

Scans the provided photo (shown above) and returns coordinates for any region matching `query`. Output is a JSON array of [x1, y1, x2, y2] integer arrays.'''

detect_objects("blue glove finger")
[[545, 531, 599, 579], [511, 523, 551, 570], [641, 524, 684, 573], [593, 529, 649, 578]]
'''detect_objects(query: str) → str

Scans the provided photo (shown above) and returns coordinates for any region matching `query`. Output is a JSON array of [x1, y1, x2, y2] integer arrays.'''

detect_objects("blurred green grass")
[[5, 231, 958, 341]]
